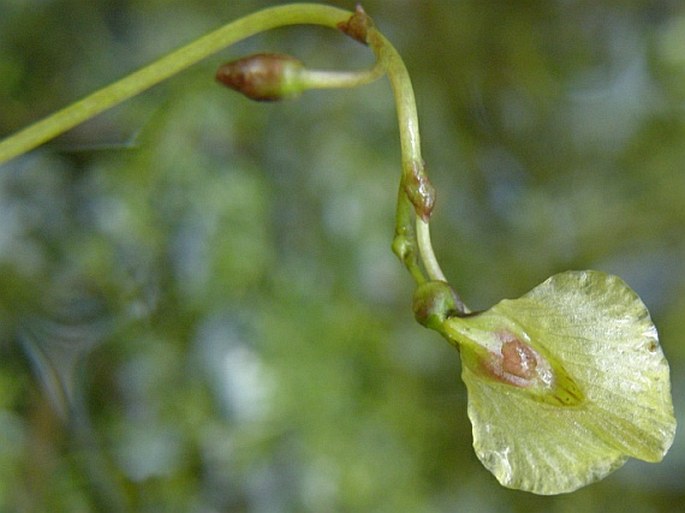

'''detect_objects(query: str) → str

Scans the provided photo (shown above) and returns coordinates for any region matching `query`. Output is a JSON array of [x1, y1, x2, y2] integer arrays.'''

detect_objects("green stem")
[[416, 218, 447, 282], [0, 2, 460, 307], [299, 63, 386, 90], [0, 3, 352, 166], [392, 188, 425, 284], [365, 26, 447, 284]]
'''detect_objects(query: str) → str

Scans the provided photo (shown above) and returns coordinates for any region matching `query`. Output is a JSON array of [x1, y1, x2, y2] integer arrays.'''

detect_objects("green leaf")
[[443, 270, 676, 495]]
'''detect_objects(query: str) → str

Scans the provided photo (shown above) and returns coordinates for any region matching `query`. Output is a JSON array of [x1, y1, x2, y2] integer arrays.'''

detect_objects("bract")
[[443, 271, 676, 494]]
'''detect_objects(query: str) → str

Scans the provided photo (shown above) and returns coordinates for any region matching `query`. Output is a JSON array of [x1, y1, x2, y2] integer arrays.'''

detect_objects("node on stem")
[[337, 4, 373, 45]]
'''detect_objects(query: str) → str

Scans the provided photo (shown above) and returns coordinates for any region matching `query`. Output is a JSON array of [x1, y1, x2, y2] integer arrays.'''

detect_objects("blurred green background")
[[1, 0, 684, 511]]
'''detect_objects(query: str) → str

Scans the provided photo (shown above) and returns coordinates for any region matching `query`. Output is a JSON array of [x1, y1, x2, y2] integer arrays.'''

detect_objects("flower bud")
[[403, 159, 435, 220], [216, 53, 305, 102]]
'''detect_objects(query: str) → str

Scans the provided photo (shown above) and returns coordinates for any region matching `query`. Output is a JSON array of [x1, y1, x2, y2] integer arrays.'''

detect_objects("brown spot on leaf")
[[501, 337, 538, 380]]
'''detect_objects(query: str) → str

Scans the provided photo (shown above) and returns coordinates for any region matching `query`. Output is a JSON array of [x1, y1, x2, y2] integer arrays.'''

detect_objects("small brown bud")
[[337, 4, 374, 45], [216, 53, 304, 102], [403, 159, 436, 220]]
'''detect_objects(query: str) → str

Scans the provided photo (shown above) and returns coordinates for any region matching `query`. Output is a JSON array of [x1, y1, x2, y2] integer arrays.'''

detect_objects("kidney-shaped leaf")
[[443, 270, 676, 495]]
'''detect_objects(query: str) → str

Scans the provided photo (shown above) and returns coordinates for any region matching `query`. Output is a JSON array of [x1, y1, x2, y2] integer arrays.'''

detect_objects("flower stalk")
[[0, 3, 674, 495], [0, 4, 353, 165], [0, 2, 455, 304]]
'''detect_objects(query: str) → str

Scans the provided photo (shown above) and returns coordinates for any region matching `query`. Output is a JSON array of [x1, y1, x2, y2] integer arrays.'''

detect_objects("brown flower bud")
[[216, 53, 304, 102]]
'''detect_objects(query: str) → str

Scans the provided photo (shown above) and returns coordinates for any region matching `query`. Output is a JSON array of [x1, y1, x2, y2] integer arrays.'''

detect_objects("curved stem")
[[365, 25, 448, 286], [370, 33, 422, 173], [0, 3, 459, 307], [416, 218, 447, 282], [416, 218, 468, 314], [0, 4, 353, 166], [392, 187, 425, 284]]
